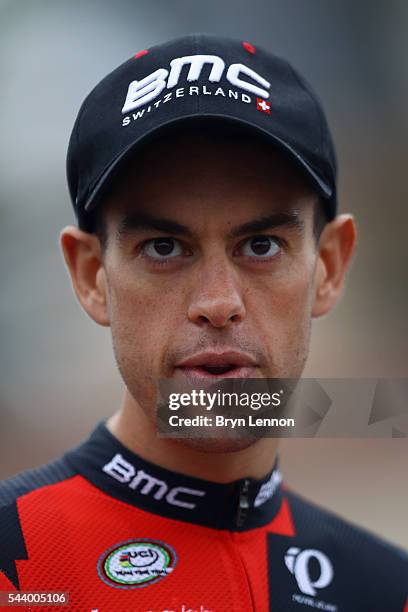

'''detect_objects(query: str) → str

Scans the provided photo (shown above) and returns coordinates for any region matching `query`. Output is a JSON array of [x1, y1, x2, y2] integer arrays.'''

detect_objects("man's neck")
[[106, 391, 279, 483]]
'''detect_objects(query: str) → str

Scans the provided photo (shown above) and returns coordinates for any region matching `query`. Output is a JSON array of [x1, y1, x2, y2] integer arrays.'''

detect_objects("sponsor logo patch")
[[97, 539, 177, 589], [285, 547, 337, 610]]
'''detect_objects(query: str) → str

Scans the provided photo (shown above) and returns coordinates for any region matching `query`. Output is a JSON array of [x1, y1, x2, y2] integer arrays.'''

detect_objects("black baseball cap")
[[67, 33, 337, 230]]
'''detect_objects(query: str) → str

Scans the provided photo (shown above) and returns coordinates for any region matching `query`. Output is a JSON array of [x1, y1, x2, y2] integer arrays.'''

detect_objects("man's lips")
[[175, 351, 258, 379]]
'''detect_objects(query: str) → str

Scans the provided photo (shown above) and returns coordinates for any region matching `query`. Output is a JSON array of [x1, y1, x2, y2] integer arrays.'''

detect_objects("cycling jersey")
[[0, 422, 407, 611]]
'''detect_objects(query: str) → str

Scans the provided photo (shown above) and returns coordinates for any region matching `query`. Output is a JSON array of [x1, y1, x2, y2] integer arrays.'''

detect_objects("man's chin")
[[172, 437, 258, 454]]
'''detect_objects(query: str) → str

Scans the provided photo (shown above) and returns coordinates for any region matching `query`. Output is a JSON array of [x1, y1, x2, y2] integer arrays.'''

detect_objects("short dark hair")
[[93, 206, 108, 251], [313, 198, 329, 240]]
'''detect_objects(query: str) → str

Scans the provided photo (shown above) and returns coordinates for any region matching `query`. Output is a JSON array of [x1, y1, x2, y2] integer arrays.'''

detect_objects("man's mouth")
[[175, 351, 258, 380], [197, 364, 236, 375]]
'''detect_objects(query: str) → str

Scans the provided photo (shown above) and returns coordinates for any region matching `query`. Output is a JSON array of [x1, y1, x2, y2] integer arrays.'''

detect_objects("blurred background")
[[1, 0, 407, 547]]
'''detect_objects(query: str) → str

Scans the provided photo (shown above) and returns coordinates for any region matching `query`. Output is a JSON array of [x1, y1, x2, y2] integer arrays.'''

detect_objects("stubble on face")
[[102, 125, 318, 452]]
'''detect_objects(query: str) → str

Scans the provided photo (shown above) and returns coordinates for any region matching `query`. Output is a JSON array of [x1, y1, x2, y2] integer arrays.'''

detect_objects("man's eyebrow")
[[115, 210, 304, 241], [229, 211, 304, 238], [116, 212, 193, 239]]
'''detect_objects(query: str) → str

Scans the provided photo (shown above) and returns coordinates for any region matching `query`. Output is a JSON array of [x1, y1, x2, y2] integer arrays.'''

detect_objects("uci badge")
[[97, 538, 177, 588]]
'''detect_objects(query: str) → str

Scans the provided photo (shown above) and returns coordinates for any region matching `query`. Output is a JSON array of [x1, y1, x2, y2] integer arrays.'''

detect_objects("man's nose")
[[187, 258, 246, 329]]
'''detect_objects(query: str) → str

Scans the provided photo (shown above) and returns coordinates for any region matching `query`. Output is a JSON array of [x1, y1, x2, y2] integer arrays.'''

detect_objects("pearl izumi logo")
[[285, 547, 337, 611], [102, 453, 206, 509], [285, 547, 333, 596], [97, 539, 177, 588], [121, 53, 271, 126]]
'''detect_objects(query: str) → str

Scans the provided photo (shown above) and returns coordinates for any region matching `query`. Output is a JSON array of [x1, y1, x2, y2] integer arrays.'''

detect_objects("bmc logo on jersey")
[[102, 453, 206, 509], [285, 547, 334, 596], [122, 53, 271, 114]]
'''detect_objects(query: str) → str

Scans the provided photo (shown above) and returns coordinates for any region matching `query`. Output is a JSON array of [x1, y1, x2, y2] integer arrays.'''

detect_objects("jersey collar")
[[64, 421, 283, 532]]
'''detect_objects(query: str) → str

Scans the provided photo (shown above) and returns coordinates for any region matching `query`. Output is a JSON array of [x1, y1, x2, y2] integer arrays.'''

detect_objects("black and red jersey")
[[0, 422, 407, 611]]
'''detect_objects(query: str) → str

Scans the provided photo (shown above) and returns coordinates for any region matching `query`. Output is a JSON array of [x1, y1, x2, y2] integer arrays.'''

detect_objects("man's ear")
[[60, 226, 110, 326], [312, 214, 357, 318]]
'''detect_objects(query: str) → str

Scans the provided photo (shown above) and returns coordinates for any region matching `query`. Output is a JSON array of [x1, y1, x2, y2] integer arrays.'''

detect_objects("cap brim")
[[84, 113, 333, 214]]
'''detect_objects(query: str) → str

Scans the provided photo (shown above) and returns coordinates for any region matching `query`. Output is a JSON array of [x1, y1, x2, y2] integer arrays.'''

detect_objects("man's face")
[[100, 128, 320, 415]]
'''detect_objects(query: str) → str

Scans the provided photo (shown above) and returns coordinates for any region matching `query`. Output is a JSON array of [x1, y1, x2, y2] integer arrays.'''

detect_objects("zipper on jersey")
[[235, 478, 251, 528]]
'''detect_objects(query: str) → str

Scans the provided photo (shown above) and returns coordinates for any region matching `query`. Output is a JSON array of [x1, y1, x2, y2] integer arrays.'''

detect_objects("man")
[[0, 34, 406, 612]]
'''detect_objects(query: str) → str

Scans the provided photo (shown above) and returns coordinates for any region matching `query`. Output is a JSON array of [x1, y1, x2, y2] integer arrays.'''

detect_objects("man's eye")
[[241, 236, 281, 258], [143, 238, 183, 259]]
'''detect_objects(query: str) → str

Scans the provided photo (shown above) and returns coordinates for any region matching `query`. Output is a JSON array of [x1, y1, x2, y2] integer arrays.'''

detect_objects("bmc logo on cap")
[[122, 54, 271, 114]]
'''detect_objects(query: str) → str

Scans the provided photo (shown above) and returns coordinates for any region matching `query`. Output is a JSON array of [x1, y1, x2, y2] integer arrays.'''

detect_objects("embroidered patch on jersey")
[[97, 538, 177, 589]]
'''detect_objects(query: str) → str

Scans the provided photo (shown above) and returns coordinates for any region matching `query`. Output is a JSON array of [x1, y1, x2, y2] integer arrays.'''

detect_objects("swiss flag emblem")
[[256, 98, 271, 114]]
